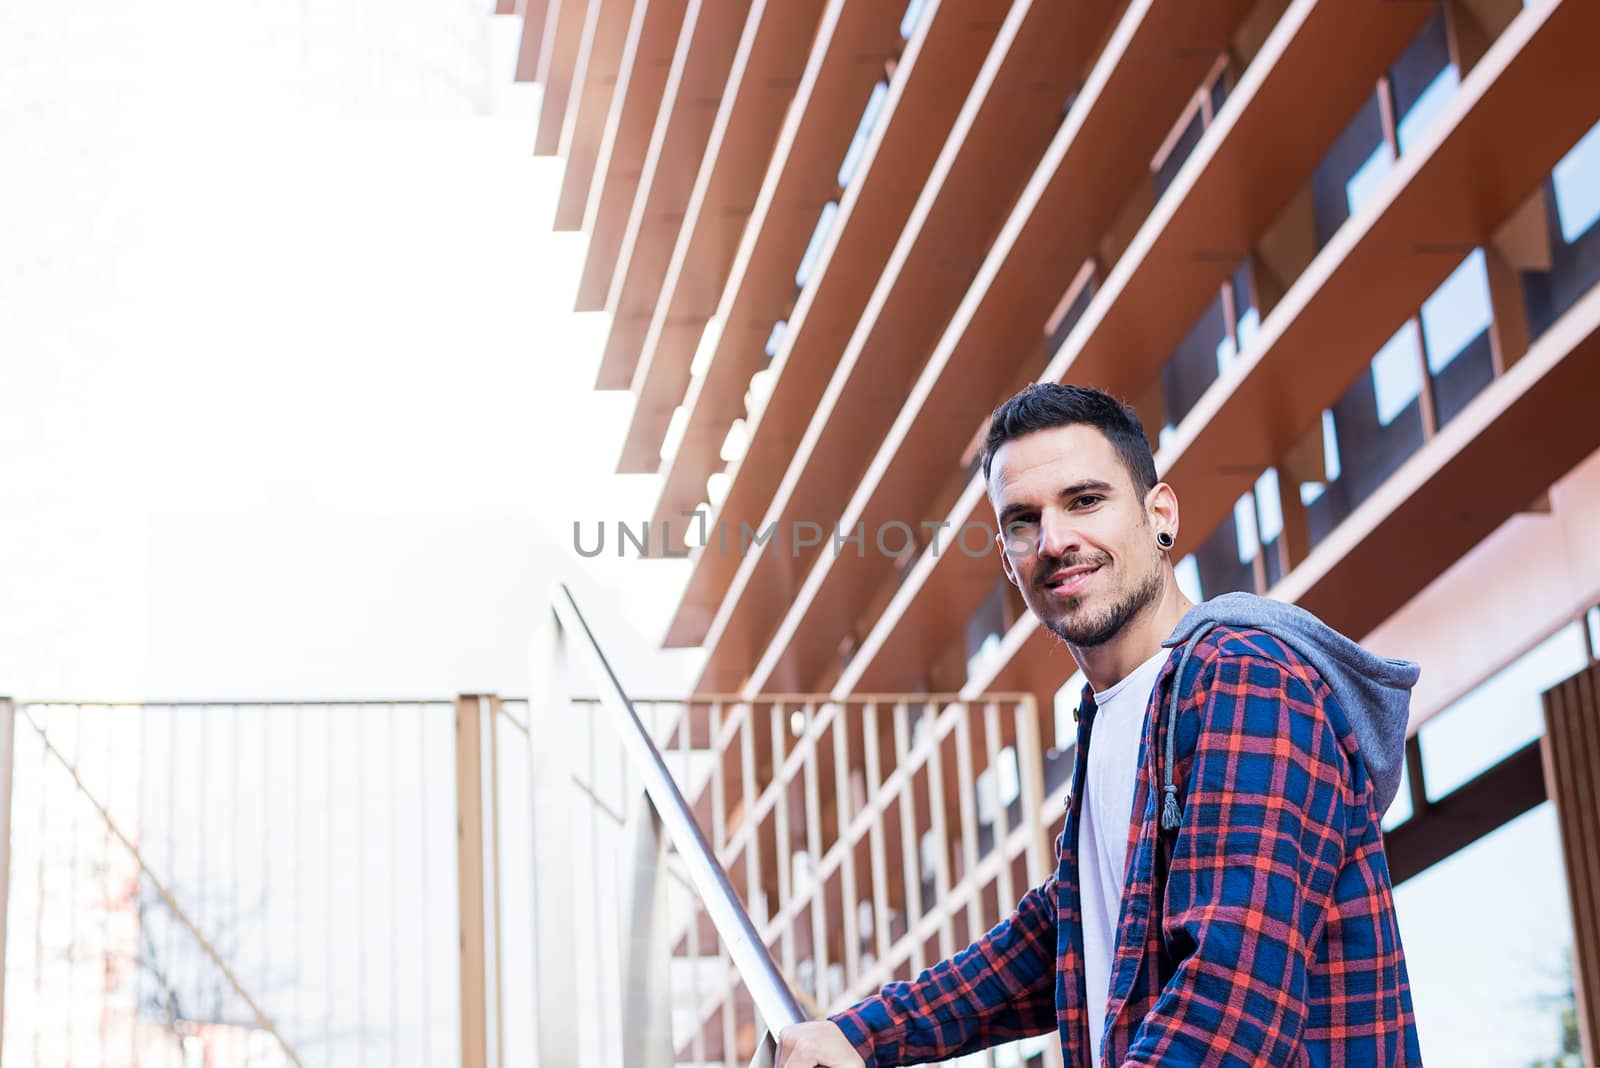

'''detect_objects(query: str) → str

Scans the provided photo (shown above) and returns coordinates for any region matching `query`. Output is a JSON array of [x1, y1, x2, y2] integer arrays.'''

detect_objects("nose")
[[1037, 508, 1082, 563]]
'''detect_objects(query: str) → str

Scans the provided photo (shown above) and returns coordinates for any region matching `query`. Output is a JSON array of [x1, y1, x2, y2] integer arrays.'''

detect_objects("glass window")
[[764, 319, 787, 358], [839, 82, 890, 189], [1174, 553, 1202, 604], [1382, 756, 1413, 831], [1551, 119, 1600, 243], [1303, 342, 1427, 548], [1420, 250, 1496, 428], [1522, 120, 1600, 339], [1154, 108, 1206, 200], [1420, 250, 1493, 374], [1233, 491, 1260, 566], [795, 201, 839, 288], [1393, 805, 1575, 1065], [1254, 468, 1284, 545], [1418, 622, 1588, 800], [1161, 289, 1229, 430], [1391, 10, 1457, 155], [965, 581, 1008, 681], [1312, 93, 1393, 247], [900, 0, 930, 40], [1371, 321, 1425, 427], [1193, 506, 1255, 597]]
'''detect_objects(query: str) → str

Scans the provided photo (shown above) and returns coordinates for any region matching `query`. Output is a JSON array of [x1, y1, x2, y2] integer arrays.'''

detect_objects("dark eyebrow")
[[1059, 479, 1113, 501], [998, 479, 1113, 526]]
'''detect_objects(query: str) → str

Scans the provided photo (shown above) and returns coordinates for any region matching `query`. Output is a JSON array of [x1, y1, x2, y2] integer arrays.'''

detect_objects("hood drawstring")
[[1160, 622, 1219, 833]]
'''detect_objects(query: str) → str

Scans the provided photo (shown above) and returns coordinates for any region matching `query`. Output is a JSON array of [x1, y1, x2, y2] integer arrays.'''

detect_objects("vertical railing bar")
[[0, 700, 10, 1061], [833, 701, 860, 992], [803, 703, 827, 1006], [295, 701, 304, 1050], [684, 704, 706, 1066], [199, 701, 209, 1015], [133, 704, 145, 1068], [358, 700, 368, 1068], [894, 702, 923, 959], [67, 705, 80, 1060], [418, 702, 432, 1066], [984, 701, 1014, 911], [101, 704, 115, 1064], [1013, 696, 1051, 887], [327, 703, 337, 1058], [35, 707, 48, 1067], [486, 696, 505, 1068], [259, 704, 270, 1033], [742, 705, 761, 929], [231, 703, 242, 1038], [925, 703, 955, 959], [772, 704, 795, 981], [953, 702, 982, 944], [388, 701, 400, 1068], [0, 698, 13, 1057], [863, 702, 890, 965]]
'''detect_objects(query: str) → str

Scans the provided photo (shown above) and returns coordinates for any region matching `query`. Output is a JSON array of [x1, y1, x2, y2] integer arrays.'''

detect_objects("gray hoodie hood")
[[1160, 591, 1418, 819]]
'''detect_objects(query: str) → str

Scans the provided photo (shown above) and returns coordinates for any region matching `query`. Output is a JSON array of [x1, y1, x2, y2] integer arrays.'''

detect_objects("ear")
[[1146, 481, 1180, 543], [995, 529, 1023, 589]]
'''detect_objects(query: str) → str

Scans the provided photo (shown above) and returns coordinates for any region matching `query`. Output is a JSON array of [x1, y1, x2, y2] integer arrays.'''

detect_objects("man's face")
[[989, 424, 1163, 647]]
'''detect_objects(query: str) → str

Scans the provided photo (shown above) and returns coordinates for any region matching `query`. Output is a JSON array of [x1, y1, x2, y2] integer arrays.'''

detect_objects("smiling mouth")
[[1044, 566, 1099, 597]]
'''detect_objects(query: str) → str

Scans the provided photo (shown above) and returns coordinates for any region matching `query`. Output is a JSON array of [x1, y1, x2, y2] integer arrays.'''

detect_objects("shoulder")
[[1179, 624, 1327, 703]]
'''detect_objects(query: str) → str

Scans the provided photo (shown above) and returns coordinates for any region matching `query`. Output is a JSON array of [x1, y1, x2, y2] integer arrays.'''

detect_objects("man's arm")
[[1121, 651, 1349, 1067], [822, 871, 1059, 1068]]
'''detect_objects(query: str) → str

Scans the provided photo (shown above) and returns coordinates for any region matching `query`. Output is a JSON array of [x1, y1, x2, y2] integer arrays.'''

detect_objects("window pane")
[[795, 201, 839, 288], [1391, 10, 1456, 154], [1371, 321, 1425, 426], [1393, 804, 1575, 1066], [1418, 622, 1588, 800], [1420, 250, 1493, 374], [1160, 287, 1229, 427], [1552, 118, 1600, 243], [1312, 92, 1391, 246], [838, 82, 889, 189], [1381, 756, 1412, 830]]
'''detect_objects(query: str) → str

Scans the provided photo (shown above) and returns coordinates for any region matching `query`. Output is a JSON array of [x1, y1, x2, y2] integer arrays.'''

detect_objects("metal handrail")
[[551, 583, 809, 1054]]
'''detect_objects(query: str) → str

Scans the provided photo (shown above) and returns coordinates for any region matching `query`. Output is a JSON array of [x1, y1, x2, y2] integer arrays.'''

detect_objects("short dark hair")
[[980, 383, 1158, 497]]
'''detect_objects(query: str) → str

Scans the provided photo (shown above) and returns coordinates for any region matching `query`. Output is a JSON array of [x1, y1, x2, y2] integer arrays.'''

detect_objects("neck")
[[1072, 574, 1193, 692]]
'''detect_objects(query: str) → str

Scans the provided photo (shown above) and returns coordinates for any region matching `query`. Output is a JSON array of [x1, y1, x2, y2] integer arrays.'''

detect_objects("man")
[[776, 383, 1422, 1067]]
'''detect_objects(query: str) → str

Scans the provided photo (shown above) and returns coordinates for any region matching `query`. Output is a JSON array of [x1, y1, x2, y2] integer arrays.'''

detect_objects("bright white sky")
[[0, 4, 699, 703]]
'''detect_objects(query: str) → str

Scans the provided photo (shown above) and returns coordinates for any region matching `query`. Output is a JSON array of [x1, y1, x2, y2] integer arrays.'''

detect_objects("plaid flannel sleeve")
[[827, 873, 1059, 1067], [1121, 650, 1349, 1067]]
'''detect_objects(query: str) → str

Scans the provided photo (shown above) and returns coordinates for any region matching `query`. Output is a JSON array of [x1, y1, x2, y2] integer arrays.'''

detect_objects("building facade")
[[525, 0, 1600, 1064]]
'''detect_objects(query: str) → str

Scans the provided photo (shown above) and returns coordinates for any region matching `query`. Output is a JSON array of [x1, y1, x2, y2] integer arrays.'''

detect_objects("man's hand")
[[774, 1021, 866, 1068]]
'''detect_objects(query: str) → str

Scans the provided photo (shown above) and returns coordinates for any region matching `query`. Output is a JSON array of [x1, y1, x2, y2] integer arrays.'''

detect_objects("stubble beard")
[[1043, 559, 1163, 648]]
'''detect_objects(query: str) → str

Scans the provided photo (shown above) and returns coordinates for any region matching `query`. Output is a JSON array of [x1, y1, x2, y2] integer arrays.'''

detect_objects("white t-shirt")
[[1079, 648, 1170, 1065]]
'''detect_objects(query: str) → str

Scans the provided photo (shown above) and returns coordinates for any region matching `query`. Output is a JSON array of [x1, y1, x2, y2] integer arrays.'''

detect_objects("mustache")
[[1036, 551, 1113, 587]]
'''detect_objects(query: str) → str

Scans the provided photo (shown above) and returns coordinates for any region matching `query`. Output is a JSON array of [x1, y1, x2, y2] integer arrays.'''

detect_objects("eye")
[[1073, 494, 1103, 508], [1006, 514, 1039, 536]]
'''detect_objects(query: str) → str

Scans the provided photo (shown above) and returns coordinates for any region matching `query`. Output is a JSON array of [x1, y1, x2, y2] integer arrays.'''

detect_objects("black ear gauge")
[[1156, 531, 1175, 550]]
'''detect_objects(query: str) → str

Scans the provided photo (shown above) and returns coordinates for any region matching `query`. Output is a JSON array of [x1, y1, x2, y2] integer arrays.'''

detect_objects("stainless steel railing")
[[550, 584, 808, 1067]]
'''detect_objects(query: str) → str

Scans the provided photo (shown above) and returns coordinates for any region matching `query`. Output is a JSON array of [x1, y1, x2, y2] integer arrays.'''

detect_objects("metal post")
[[618, 796, 673, 1068], [0, 697, 13, 1051], [529, 608, 581, 1068]]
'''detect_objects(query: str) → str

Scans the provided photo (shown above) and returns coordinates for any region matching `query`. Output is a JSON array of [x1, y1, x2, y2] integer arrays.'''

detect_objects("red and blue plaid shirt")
[[830, 625, 1422, 1066]]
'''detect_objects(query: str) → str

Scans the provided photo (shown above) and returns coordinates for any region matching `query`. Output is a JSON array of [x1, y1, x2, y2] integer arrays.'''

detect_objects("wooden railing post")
[[456, 694, 504, 1068]]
